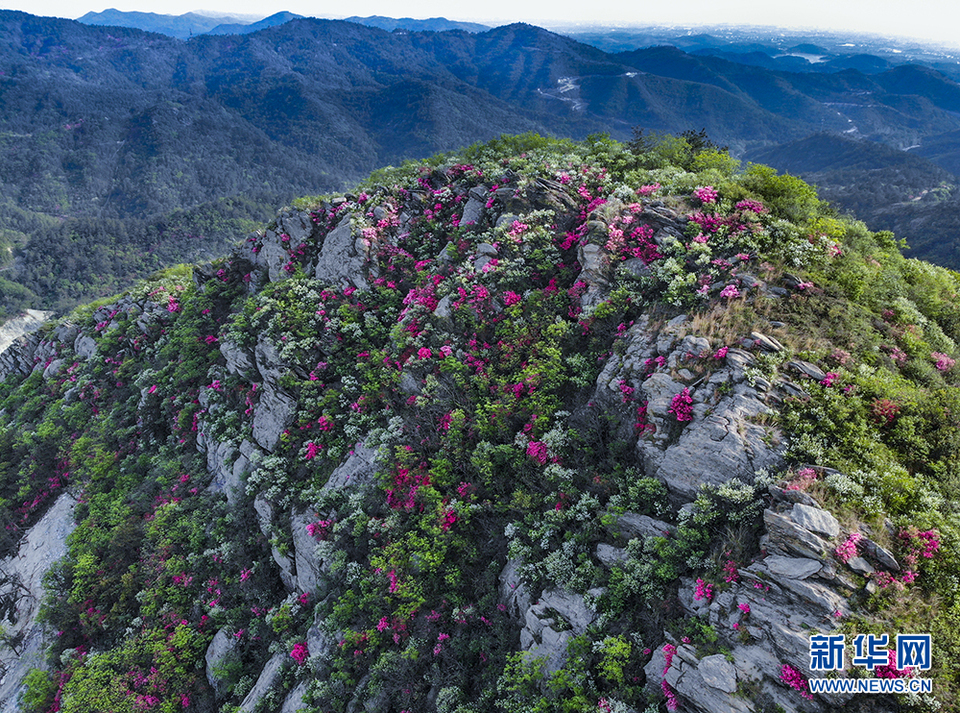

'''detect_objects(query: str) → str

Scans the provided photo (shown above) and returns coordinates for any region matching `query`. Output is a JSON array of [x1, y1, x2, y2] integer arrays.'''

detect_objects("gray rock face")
[[698, 654, 738, 693], [238, 651, 286, 713], [0, 333, 39, 379], [641, 372, 686, 422], [221, 337, 254, 375], [651, 389, 781, 501], [790, 503, 840, 539], [577, 242, 611, 309], [206, 439, 242, 505], [205, 628, 238, 698], [764, 509, 832, 560], [292, 509, 326, 595], [0, 494, 76, 709], [520, 587, 599, 676], [656, 314, 689, 355], [255, 336, 288, 386], [278, 210, 314, 246], [862, 537, 900, 571], [257, 229, 292, 283], [786, 360, 827, 382], [498, 559, 532, 619], [254, 494, 297, 590], [459, 186, 487, 227], [595, 543, 628, 567], [662, 644, 753, 713], [614, 512, 672, 540], [763, 555, 822, 580], [322, 442, 381, 493], [314, 213, 370, 289], [280, 681, 309, 713], [252, 385, 296, 452], [750, 331, 784, 352]]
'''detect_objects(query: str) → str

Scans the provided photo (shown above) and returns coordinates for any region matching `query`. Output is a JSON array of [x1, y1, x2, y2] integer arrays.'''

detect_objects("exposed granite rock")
[[254, 494, 296, 590], [861, 537, 900, 571], [459, 186, 488, 227], [252, 385, 296, 453], [322, 442, 381, 493], [750, 331, 785, 352], [657, 314, 689, 355], [314, 213, 372, 290], [205, 628, 238, 699], [764, 509, 832, 560], [698, 654, 738, 693], [595, 543, 628, 567], [257, 229, 292, 283], [221, 337, 254, 375], [647, 388, 782, 501], [613, 512, 673, 540], [662, 644, 753, 713], [281, 681, 309, 713], [577, 242, 612, 309], [640, 372, 686, 423], [520, 587, 600, 676], [498, 559, 532, 619], [763, 555, 822, 580], [0, 494, 76, 709], [292, 508, 326, 596], [790, 503, 840, 539], [238, 651, 286, 713], [785, 360, 827, 382], [205, 438, 242, 505]]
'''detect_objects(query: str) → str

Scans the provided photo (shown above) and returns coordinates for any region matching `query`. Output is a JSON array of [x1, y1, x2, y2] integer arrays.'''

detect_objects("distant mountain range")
[[75, 8, 261, 38], [76, 8, 490, 38], [5, 9, 960, 314]]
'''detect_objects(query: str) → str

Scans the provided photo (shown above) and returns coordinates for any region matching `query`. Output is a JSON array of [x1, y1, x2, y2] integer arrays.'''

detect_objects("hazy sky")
[[4, 0, 960, 49]]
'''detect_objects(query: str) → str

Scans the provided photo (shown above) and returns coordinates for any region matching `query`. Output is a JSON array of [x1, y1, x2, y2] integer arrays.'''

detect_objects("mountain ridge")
[[1, 133, 959, 713]]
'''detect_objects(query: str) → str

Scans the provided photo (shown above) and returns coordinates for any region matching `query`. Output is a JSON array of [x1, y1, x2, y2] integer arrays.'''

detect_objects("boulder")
[[499, 559, 532, 619], [762, 555, 822, 580], [292, 509, 326, 596], [257, 229, 291, 283], [520, 587, 599, 675], [315, 213, 370, 289], [613, 512, 672, 540], [698, 654, 738, 694], [281, 681, 310, 713], [238, 652, 286, 713], [206, 439, 242, 505], [221, 337, 254, 375], [764, 509, 832, 560], [322, 442, 381, 493], [205, 628, 237, 698], [252, 385, 296, 452], [595, 543, 628, 567], [789, 503, 840, 539]]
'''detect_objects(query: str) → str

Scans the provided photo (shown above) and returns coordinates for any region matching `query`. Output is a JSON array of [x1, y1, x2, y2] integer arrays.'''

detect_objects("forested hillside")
[[1, 134, 959, 713], [8, 11, 960, 320]]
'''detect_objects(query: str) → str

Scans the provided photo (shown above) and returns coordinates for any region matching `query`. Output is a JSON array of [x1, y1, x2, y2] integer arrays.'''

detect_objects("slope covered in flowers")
[[2, 133, 960, 712]]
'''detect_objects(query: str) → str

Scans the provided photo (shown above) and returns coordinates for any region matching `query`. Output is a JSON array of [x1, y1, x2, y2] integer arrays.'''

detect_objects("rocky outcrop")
[[595, 313, 785, 502], [252, 336, 296, 452], [519, 586, 601, 676], [205, 627, 239, 699], [314, 213, 374, 290], [0, 309, 54, 356], [640, 490, 906, 713], [238, 651, 286, 713], [0, 494, 76, 710]]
